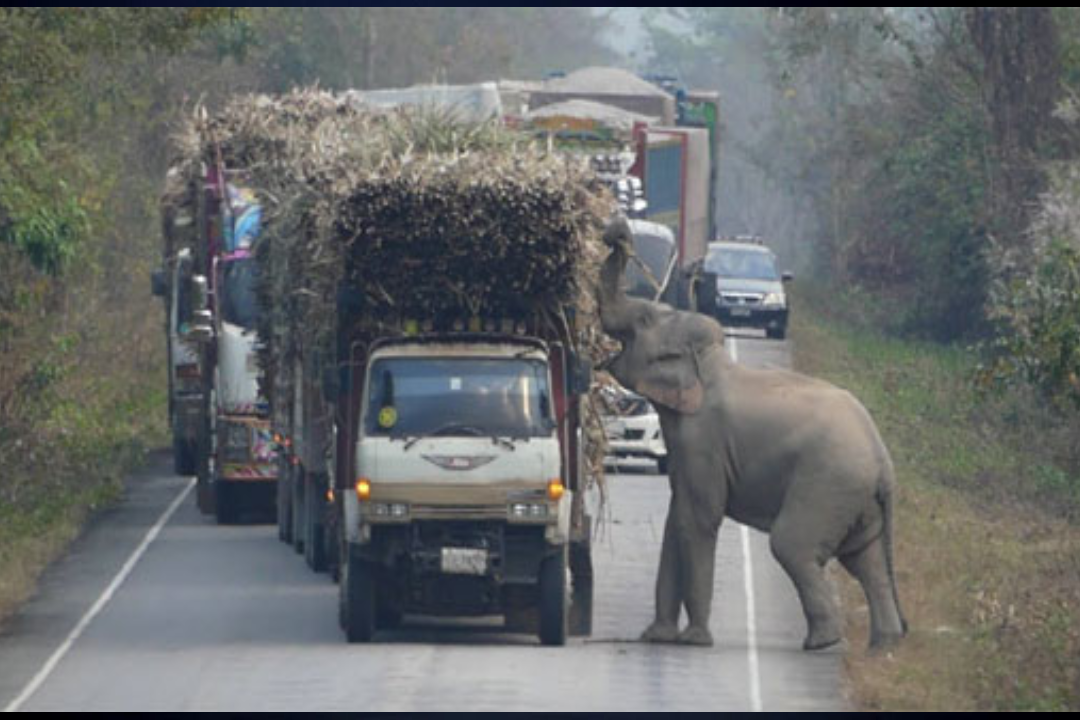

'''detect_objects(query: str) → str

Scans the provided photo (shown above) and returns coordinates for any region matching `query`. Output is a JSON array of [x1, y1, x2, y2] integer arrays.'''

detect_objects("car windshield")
[[220, 257, 259, 330], [364, 357, 554, 439], [705, 248, 779, 281], [625, 230, 676, 299]]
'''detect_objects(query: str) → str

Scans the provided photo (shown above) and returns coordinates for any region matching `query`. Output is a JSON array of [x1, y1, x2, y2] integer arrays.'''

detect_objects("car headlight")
[[762, 292, 786, 308]]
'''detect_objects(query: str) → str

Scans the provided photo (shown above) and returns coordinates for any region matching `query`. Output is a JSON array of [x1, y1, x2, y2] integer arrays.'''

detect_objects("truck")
[[167, 91, 605, 644], [151, 238, 204, 476], [159, 156, 278, 523], [336, 318, 595, 645], [510, 68, 721, 313]]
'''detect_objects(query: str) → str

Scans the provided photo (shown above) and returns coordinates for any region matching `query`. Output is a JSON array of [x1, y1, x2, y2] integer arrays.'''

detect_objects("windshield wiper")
[[399, 424, 521, 452]]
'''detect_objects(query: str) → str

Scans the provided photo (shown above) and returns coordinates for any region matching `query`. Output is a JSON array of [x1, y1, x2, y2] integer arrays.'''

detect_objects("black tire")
[[195, 410, 214, 515], [569, 536, 594, 638], [305, 474, 328, 572], [173, 435, 197, 476], [277, 462, 292, 543], [215, 481, 236, 525], [341, 546, 377, 643], [766, 324, 787, 341], [291, 466, 305, 554], [538, 546, 568, 646], [656, 455, 669, 475]]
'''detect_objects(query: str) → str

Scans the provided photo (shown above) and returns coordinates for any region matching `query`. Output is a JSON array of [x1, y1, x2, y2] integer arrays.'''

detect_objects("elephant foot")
[[676, 625, 714, 647], [802, 629, 842, 652], [640, 621, 680, 644], [868, 630, 904, 654]]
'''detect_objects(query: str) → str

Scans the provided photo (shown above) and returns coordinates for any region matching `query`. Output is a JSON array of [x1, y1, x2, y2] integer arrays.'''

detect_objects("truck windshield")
[[220, 257, 259, 330], [705, 248, 779, 281], [364, 357, 554, 439]]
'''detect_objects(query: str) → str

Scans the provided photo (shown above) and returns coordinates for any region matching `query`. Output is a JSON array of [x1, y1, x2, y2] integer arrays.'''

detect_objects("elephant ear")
[[635, 348, 705, 415]]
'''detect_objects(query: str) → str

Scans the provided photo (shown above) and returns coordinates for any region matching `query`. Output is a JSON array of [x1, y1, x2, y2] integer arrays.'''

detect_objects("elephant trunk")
[[598, 217, 636, 339]]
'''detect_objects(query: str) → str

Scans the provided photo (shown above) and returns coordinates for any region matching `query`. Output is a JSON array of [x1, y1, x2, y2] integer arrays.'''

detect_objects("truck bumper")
[[355, 522, 557, 617]]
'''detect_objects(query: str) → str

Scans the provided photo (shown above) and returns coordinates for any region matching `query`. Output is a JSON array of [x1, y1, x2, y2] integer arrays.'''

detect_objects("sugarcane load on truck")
[[162, 90, 614, 645]]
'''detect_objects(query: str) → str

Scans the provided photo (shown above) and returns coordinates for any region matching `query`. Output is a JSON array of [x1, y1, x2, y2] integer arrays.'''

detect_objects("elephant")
[[597, 217, 906, 651]]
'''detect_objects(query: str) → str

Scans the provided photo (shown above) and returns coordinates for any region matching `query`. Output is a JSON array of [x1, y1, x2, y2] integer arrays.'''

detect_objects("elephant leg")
[[641, 500, 682, 643], [675, 516, 719, 647], [839, 535, 905, 651], [769, 514, 843, 651]]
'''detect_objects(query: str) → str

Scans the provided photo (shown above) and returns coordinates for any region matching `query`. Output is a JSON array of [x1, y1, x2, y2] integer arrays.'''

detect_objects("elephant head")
[[598, 217, 726, 415]]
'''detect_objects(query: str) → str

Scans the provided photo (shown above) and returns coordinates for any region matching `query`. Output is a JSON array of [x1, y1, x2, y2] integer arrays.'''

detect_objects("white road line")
[[4, 477, 196, 713], [740, 525, 764, 712], [727, 334, 762, 712]]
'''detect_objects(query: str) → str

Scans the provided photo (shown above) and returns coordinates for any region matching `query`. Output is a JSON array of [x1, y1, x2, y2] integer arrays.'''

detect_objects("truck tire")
[[656, 455, 669, 475], [291, 466, 305, 554], [569, 538, 594, 638], [305, 473, 328, 572], [341, 546, 377, 643], [215, 481, 236, 525], [173, 435, 196, 476], [538, 546, 568, 646], [277, 461, 292, 543]]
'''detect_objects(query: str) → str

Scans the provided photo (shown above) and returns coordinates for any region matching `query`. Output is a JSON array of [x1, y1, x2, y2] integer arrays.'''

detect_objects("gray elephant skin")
[[598, 218, 906, 651]]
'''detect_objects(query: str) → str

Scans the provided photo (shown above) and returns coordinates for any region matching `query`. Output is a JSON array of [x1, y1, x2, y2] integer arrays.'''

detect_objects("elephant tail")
[[877, 470, 908, 636]]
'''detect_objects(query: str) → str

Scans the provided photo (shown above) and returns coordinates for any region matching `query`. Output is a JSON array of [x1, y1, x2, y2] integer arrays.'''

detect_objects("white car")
[[603, 390, 668, 474]]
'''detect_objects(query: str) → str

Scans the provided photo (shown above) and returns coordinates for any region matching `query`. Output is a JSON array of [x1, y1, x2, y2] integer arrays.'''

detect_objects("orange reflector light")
[[355, 478, 372, 501], [547, 479, 565, 501], [326, 488, 336, 504]]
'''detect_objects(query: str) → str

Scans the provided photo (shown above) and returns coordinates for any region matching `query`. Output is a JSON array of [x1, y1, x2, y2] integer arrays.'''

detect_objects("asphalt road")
[[0, 329, 845, 712]]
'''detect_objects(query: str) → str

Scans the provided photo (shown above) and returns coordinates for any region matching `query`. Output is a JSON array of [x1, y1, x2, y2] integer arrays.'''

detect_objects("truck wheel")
[[766, 324, 787, 341], [305, 474, 328, 572], [277, 463, 292, 543], [569, 540, 594, 637], [215, 482, 236, 525], [341, 547, 377, 643], [656, 456, 669, 475], [173, 435, 196, 476], [291, 466, 305, 554], [538, 546, 568, 646]]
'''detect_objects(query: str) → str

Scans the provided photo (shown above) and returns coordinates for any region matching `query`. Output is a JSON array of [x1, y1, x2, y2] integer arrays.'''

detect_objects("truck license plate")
[[730, 308, 752, 317], [441, 547, 487, 575]]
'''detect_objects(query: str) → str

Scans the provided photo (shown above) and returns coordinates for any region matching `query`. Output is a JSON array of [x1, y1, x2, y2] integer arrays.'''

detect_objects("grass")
[[0, 373, 167, 625], [790, 292, 1080, 710]]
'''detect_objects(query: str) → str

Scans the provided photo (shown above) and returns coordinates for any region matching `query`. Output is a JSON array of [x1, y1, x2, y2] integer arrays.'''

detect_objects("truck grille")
[[411, 504, 507, 520], [623, 429, 645, 440]]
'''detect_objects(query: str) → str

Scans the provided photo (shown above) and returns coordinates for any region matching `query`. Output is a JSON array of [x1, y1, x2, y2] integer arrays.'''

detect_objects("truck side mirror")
[[782, 271, 794, 283], [568, 352, 593, 396], [151, 268, 167, 298]]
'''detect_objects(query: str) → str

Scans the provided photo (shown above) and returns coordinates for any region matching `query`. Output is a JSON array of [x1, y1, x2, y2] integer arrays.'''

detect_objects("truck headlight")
[[368, 502, 408, 519], [510, 503, 548, 520], [762, 292, 786, 308]]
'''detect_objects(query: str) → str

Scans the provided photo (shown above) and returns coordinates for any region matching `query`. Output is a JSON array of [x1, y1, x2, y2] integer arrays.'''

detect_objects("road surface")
[[0, 330, 845, 712]]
